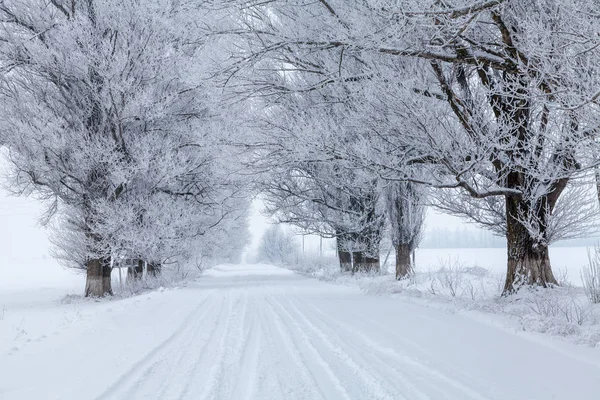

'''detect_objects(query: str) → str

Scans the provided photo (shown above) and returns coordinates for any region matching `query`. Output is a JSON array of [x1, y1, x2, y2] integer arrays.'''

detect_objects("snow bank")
[[291, 258, 600, 348]]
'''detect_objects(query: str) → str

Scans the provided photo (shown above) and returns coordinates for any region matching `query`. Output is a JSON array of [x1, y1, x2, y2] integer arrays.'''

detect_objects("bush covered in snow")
[[255, 226, 300, 266]]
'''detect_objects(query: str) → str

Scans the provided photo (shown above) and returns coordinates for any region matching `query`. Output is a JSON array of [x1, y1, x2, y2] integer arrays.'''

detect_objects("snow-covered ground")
[[414, 247, 591, 286], [2, 263, 600, 400]]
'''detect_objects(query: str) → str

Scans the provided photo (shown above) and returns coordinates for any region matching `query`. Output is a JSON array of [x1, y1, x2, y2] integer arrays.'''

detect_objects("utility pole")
[[302, 234, 305, 256], [320, 236, 323, 257]]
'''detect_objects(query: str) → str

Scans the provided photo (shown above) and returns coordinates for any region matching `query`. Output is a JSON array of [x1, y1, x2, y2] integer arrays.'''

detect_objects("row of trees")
[[1, 0, 599, 297], [218, 0, 600, 294], [0, 0, 250, 296]]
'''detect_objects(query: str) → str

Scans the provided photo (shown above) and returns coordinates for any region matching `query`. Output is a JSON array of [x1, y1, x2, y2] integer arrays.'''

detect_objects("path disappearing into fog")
[[2, 264, 600, 400]]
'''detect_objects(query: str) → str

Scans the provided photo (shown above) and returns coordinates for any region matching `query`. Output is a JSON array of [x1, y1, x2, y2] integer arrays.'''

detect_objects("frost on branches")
[[0, 0, 249, 296], [222, 0, 600, 294]]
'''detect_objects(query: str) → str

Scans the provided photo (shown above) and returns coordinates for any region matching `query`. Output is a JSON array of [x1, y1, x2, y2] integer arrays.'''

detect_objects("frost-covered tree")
[[246, 95, 386, 273], [0, 0, 247, 296], [384, 181, 426, 280], [218, 5, 389, 273], [191, 196, 252, 267], [261, 152, 385, 272], [222, 0, 600, 294], [256, 225, 298, 265]]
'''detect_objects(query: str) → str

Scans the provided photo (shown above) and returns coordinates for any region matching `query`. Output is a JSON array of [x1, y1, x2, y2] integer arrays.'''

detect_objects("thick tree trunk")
[[503, 196, 558, 294], [85, 257, 112, 297], [147, 262, 162, 278], [395, 243, 413, 280]]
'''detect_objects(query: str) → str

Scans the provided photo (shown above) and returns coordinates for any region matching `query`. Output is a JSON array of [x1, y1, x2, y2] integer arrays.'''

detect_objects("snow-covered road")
[[2, 264, 600, 400]]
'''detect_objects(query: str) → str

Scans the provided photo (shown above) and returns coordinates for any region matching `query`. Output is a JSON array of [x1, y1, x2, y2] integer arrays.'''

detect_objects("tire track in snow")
[[291, 298, 445, 399], [286, 296, 428, 400], [231, 297, 261, 400], [299, 298, 492, 400], [361, 315, 493, 400], [151, 294, 228, 399], [257, 294, 323, 399], [186, 289, 247, 400], [209, 290, 254, 400], [276, 295, 401, 400], [95, 291, 216, 400], [265, 295, 355, 400]]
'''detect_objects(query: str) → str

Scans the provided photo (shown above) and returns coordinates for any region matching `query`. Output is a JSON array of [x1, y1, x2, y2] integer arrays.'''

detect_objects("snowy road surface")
[[2, 264, 600, 400]]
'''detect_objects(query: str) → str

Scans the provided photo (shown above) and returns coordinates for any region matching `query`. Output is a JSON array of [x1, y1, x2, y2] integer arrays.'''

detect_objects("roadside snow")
[[297, 259, 600, 349]]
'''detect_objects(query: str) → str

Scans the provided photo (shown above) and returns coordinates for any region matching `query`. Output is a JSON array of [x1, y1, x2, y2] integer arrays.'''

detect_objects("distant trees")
[[261, 156, 385, 273], [256, 225, 298, 265], [0, 0, 250, 296], [252, 99, 391, 272]]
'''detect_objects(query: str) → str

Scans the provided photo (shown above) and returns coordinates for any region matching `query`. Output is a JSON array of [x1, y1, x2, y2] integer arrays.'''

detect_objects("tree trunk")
[[364, 254, 380, 273], [594, 167, 600, 203], [352, 252, 379, 273], [503, 196, 558, 294], [395, 243, 413, 280], [85, 257, 112, 297], [147, 262, 162, 278], [102, 260, 113, 295], [136, 259, 143, 277], [127, 259, 144, 283], [352, 251, 364, 273], [338, 249, 352, 272], [337, 234, 353, 272]]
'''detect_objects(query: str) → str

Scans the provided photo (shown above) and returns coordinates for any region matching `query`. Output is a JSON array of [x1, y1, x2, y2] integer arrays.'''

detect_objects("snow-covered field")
[[414, 247, 591, 286], [2, 263, 600, 400]]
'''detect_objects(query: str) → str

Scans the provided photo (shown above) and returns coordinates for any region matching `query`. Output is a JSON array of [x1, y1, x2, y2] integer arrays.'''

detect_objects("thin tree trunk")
[[102, 259, 113, 295], [337, 234, 353, 272], [338, 249, 352, 272], [147, 262, 162, 278], [382, 245, 393, 273], [364, 254, 380, 273], [352, 251, 364, 273], [135, 259, 143, 278], [503, 196, 558, 294], [85, 257, 112, 297], [352, 252, 380, 273], [127, 259, 144, 283], [595, 166, 600, 206], [395, 243, 413, 280]]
